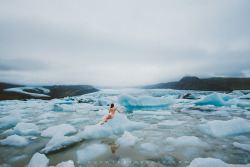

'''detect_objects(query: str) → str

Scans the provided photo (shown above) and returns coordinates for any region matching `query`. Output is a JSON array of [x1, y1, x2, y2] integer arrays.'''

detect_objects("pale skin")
[[101, 107, 120, 125]]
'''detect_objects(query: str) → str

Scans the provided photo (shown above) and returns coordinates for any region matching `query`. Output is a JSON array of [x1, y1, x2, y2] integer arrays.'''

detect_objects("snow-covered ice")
[[116, 131, 140, 146], [54, 160, 75, 167], [138, 143, 160, 154], [4, 86, 50, 97], [233, 142, 250, 152], [0, 115, 22, 130], [79, 114, 146, 139], [27, 153, 49, 167], [166, 136, 209, 147], [198, 118, 250, 137], [13, 123, 40, 136], [0, 135, 29, 147], [41, 124, 77, 138]]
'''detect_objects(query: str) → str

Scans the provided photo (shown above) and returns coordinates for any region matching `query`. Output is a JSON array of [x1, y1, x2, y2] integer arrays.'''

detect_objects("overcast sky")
[[0, 0, 250, 87]]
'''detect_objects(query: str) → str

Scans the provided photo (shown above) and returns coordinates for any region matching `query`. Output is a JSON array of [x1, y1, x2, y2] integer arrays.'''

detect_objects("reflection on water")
[[101, 140, 120, 154]]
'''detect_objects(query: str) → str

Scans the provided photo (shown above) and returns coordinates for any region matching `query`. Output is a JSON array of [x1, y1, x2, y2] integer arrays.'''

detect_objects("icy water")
[[0, 89, 250, 167]]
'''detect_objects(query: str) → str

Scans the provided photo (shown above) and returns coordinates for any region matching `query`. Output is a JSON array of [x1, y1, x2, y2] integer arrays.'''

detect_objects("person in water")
[[101, 103, 120, 125]]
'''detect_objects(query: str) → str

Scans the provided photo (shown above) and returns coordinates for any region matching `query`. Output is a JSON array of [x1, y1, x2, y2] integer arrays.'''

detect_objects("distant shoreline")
[[0, 83, 99, 101], [144, 76, 250, 91]]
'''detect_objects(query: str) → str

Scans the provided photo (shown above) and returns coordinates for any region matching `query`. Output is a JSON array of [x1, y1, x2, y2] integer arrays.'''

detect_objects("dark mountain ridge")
[[0, 82, 99, 100], [144, 76, 250, 91]]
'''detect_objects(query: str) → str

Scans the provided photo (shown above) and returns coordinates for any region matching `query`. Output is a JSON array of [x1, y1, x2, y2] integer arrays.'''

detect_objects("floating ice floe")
[[79, 114, 146, 139], [194, 93, 228, 106], [94, 99, 111, 106], [0, 135, 29, 147], [116, 131, 140, 146], [138, 143, 160, 154], [13, 122, 40, 136], [68, 118, 89, 125], [52, 104, 76, 112], [187, 157, 250, 167], [118, 94, 175, 110], [198, 117, 250, 137], [233, 142, 250, 152], [132, 110, 172, 116], [40, 132, 79, 154], [77, 143, 108, 164], [40, 114, 145, 154], [53, 160, 75, 167], [239, 93, 250, 99], [166, 136, 209, 147], [41, 124, 77, 138], [157, 120, 185, 128], [0, 115, 22, 130], [27, 152, 49, 167]]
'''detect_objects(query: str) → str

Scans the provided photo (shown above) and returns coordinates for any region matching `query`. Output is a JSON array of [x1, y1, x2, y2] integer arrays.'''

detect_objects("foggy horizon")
[[1, 0, 250, 87]]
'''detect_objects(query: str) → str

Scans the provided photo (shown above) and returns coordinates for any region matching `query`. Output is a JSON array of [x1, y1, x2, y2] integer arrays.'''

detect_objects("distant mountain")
[[0, 82, 99, 100], [144, 76, 250, 91]]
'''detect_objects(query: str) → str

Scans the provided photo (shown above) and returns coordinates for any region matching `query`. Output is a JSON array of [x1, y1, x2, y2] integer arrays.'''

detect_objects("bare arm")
[[116, 108, 120, 113], [109, 108, 111, 113]]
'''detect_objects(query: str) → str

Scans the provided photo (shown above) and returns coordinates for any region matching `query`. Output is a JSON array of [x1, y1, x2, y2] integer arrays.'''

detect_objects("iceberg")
[[54, 160, 75, 167], [77, 143, 108, 164], [194, 93, 227, 106], [187, 157, 250, 167], [0, 135, 29, 147], [116, 131, 140, 146], [41, 124, 77, 138], [138, 143, 160, 154], [157, 120, 185, 128], [118, 94, 175, 110], [13, 122, 40, 136], [166, 136, 208, 147], [0, 115, 22, 130], [198, 118, 250, 137], [40, 132, 79, 154], [52, 104, 76, 112], [40, 114, 145, 154], [68, 118, 89, 125], [27, 152, 49, 167], [239, 93, 250, 99], [79, 114, 146, 139], [233, 142, 250, 152]]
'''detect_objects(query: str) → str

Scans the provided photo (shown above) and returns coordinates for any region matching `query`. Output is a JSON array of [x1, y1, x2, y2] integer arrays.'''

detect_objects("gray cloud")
[[0, 0, 250, 87]]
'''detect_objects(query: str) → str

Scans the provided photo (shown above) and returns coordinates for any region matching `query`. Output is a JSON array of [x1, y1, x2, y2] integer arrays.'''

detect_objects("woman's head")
[[110, 103, 114, 108]]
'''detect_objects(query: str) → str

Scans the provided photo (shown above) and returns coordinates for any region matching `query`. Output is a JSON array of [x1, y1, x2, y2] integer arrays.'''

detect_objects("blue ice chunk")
[[118, 94, 175, 111], [194, 93, 227, 106]]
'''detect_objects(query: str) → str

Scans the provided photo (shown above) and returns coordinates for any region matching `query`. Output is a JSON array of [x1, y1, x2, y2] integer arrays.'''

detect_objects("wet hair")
[[110, 103, 114, 108]]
